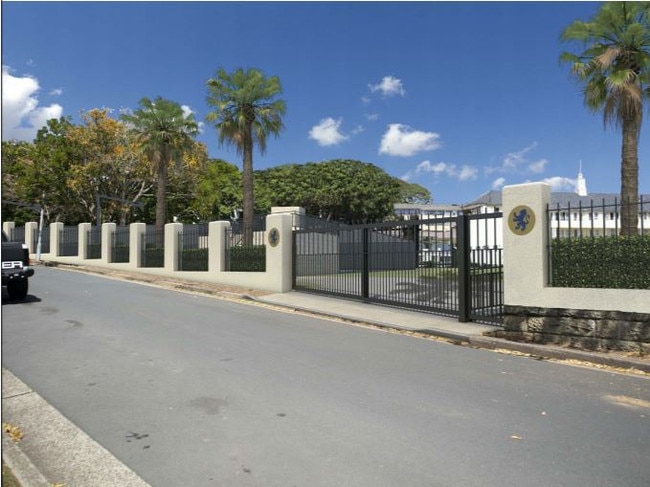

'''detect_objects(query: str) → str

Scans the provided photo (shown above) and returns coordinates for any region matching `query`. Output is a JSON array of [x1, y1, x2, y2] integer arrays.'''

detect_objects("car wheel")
[[8, 279, 28, 300]]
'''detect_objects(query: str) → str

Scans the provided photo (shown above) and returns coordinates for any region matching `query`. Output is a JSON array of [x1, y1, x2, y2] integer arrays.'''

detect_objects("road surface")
[[2, 266, 649, 486]]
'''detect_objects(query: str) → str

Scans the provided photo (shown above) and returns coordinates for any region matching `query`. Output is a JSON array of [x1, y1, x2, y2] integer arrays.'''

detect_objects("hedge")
[[229, 245, 266, 272], [551, 235, 650, 289]]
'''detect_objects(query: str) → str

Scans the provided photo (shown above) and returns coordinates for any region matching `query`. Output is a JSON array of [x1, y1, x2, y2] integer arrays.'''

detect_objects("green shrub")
[[229, 245, 266, 272], [142, 247, 164, 267], [180, 248, 208, 271], [551, 236, 650, 289]]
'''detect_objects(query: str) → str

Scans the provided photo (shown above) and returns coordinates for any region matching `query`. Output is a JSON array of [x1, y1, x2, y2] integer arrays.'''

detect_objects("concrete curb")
[[252, 297, 649, 374], [2, 368, 151, 487], [469, 336, 650, 373], [2, 431, 51, 487]]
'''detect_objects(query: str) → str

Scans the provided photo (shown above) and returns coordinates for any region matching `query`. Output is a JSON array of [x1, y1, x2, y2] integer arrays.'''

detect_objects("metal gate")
[[293, 213, 503, 324]]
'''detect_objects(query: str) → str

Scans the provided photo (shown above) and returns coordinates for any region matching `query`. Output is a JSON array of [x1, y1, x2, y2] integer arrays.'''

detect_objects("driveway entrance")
[[293, 213, 503, 325]]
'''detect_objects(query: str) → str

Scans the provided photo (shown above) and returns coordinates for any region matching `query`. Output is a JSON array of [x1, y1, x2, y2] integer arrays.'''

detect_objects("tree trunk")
[[620, 116, 639, 236], [242, 130, 255, 247], [156, 151, 168, 243]]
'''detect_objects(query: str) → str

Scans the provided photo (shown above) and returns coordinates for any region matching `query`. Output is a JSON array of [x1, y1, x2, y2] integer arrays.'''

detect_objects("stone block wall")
[[494, 305, 650, 353]]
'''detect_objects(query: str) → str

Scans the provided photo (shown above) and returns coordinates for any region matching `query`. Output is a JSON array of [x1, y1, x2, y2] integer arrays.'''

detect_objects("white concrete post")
[[165, 223, 183, 271], [79, 223, 91, 259], [3, 222, 15, 238], [102, 223, 116, 264], [50, 222, 64, 257], [265, 213, 294, 293], [209, 221, 230, 273], [25, 222, 38, 253], [502, 182, 551, 307], [130, 223, 146, 268]]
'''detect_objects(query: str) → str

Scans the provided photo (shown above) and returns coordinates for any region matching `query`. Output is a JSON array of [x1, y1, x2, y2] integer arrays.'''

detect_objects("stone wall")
[[494, 305, 650, 353]]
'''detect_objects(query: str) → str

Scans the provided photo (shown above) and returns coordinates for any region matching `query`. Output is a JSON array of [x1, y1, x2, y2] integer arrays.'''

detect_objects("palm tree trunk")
[[156, 152, 168, 241], [620, 116, 639, 236], [242, 131, 255, 247]]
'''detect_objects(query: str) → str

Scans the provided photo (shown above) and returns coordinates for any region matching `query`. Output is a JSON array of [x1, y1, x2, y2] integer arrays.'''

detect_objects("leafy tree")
[[28, 117, 86, 224], [67, 109, 152, 225], [205, 67, 286, 244], [190, 158, 242, 221], [165, 141, 210, 223], [121, 97, 199, 233], [396, 180, 432, 204], [255, 159, 401, 223], [1, 140, 40, 224], [561, 2, 650, 236]]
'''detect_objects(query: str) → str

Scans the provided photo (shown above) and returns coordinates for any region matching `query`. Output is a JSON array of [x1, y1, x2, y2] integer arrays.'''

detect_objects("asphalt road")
[[2, 266, 650, 487]]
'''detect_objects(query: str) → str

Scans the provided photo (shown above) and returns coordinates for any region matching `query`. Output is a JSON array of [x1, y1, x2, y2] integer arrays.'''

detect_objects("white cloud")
[[49, 88, 63, 96], [379, 124, 441, 157], [540, 176, 577, 191], [413, 160, 478, 182], [457, 165, 478, 181], [309, 117, 349, 146], [181, 104, 205, 133], [492, 177, 506, 190], [365, 113, 379, 121], [2, 66, 63, 141], [528, 159, 548, 174], [369, 76, 405, 97]]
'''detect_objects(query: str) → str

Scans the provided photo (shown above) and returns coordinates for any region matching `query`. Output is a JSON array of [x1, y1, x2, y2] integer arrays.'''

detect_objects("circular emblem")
[[268, 227, 280, 247], [508, 205, 536, 236]]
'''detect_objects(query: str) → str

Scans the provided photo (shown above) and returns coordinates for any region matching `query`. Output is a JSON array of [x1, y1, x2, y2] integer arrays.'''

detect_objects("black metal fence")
[[547, 197, 650, 289], [111, 226, 130, 263], [141, 225, 165, 268], [9, 227, 25, 245], [59, 227, 79, 256], [226, 216, 266, 272], [178, 224, 209, 271], [293, 213, 504, 324], [87, 226, 102, 259], [33, 226, 50, 254]]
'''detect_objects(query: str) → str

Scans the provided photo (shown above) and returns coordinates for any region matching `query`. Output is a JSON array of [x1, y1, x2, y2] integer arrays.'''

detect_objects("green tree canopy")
[[561, 2, 650, 235], [256, 159, 401, 223]]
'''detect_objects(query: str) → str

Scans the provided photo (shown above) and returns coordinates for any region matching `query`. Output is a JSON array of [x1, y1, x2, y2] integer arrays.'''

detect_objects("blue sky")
[[2, 1, 649, 205]]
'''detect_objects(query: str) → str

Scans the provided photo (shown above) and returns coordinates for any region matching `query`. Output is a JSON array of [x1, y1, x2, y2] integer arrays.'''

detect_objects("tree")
[[396, 180, 432, 205], [561, 2, 650, 236], [255, 159, 401, 223], [121, 97, 199, 233], [205, 67, 286, 244], [67, 109, 152, 225], [191, 159, 242, 221]]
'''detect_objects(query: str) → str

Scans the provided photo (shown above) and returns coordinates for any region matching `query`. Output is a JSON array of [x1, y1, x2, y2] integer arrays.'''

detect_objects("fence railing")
[[59, 227, 79, 256], [225, 216, 266, 271], [111, 226, 130, 263], [141, 225, 165, 268], [178, 224, 209, 271], [547, 197, 650, 289], [87, 226, 102, 259]]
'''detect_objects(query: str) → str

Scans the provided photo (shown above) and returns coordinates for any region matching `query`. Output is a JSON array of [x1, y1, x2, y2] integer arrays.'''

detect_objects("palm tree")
[[121, 97, 199, 235], [561, 2, 650, 236], [205, 68, 286, 245]]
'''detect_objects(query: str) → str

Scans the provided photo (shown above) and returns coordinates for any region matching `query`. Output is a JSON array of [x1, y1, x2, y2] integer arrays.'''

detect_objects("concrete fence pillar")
[[102, 223, 116, 264], [209, 221, 230, 273], [502, 182, 551, 306], [165, 223, 182, 271], [130, 223, 146, 268], [79, 223, 91, 259], [265, 213, 294, 293], [50, 222, 64, 257], [25, 222, 38, 253], [3, 222, 15, 237]]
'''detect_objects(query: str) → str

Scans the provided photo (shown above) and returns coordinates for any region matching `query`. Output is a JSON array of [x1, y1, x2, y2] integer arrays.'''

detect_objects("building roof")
[[464, 190, 650, 209]]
